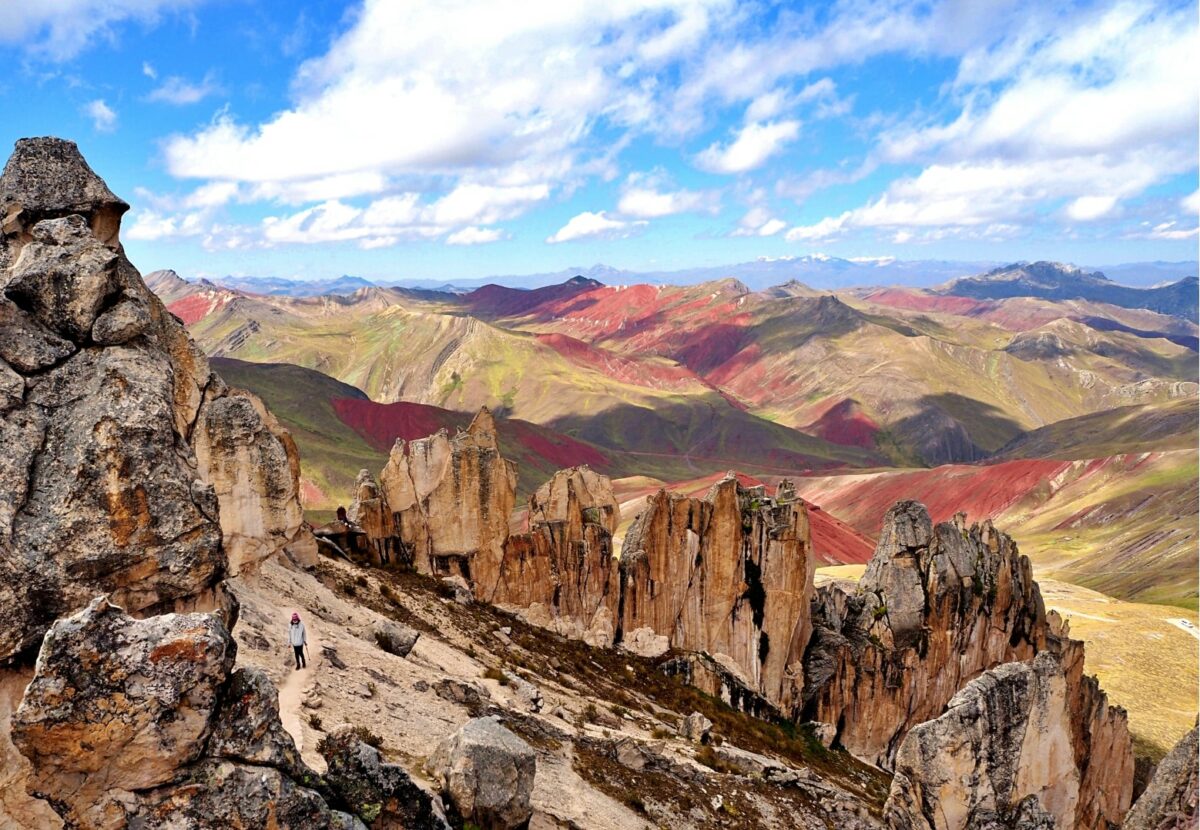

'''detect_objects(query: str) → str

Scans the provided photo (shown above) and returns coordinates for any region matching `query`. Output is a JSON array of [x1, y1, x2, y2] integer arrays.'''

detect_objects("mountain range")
[[147, 259, 1198, 609]]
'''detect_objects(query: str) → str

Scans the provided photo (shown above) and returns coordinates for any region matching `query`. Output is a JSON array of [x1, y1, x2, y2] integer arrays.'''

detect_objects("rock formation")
[[1123, 726, 1198, 830], [11, 597, 443, 830], [618, 476, 814, 710], [378, 407, 516, 595], [884, 651, 1132, 830], [348, 467, 402, 566], [491, 465, 620, 645], [0, 137, 313, 664], [426, 715, 536, 830], [802, 501, 1046, 766]]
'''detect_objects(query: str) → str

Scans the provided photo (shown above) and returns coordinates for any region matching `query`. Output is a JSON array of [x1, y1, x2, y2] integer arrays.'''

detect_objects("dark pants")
[[293, 644, 306, 668]]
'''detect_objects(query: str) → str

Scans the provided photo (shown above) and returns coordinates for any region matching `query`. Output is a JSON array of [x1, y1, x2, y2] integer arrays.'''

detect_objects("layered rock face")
[[618, 477, 814, 710], [490, 466, 620, 646], [1123, 726, 1198, 830], [885, 651, 1132, 830], [0, 137, 313, 663], [802, 501, 1046, 766], [378, 407, 516, 595], [348, 467, 403, 566], [12, 598, 441, 830]]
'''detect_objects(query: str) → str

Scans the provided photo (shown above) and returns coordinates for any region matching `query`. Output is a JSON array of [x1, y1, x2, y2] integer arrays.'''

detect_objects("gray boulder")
[[372, 620, 420, 658], [427, 716, 536, 829]]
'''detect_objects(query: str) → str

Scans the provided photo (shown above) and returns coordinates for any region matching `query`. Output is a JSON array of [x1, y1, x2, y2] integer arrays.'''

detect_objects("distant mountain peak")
[[565, 275, 604, 288]]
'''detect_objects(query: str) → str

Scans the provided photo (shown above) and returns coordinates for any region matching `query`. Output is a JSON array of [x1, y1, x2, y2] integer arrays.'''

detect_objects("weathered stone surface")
[[618, 476, 814, 710], [682, 711, 713, 744], [884, 651, 1132, 830], [349, 468, 403, 566], [802, 502, 1047, 767], [492, 465, 620, 644], [11, 598, 235, 829], [427, 716, 536, 830], [0, 137, 311, 660], [320, 724, 450, 829], [193, 388, 315, 576], [1123, 726, 1198, 830], [379, 407, 516, 596], [207, 667, 311, 780], [372, 620, 420, 658]]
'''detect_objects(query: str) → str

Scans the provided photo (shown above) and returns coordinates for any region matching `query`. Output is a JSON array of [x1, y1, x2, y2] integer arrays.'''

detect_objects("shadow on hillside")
[[891, 393, 1025, 465]]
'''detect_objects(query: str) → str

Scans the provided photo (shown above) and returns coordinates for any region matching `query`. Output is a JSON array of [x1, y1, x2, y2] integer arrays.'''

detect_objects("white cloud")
[[695, 120, 800, 174], [1182, 190, 1200, 216], [147, 73, 221, 105], [1065, 195, 1118, 222], [142, 61, 157, 79], [0, 0, 204, 60], [731, 206, 785, 237], [446, 226, 506, 246], [428, 183, 550, 226], [1144, 221, 1199, 241], [789, 2, 1199, 243], [616, 172, 716, 218], [546, 211, 645, 244], [162, 2, 731, 197], [83, 99, 117, 132]]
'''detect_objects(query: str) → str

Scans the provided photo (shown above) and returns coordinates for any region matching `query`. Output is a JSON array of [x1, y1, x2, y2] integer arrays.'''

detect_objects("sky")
[[0, 0, 1197, 283]]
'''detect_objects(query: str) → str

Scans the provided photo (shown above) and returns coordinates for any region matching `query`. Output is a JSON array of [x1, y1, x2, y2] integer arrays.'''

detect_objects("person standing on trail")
[[289, 612, 308, 670]]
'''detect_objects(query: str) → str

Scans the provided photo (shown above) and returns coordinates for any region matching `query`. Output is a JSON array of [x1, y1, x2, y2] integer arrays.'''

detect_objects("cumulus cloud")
[[446, 226, 506, 245], [0, 0, 204, 60], [731, 206, 786, 237], [787, 1, 1199, 243], [695, 120, 800, 174], [147, 73, 222, 105], [84, 99, 117, 132], [616, 172, 717, 218], [546, 211, 646, 244]]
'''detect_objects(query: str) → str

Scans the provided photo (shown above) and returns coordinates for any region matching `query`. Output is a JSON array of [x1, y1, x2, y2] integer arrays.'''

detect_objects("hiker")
[[288, 612, 308, 670]]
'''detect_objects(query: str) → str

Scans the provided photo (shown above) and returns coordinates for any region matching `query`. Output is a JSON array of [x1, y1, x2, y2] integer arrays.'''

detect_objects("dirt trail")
[[278, 622, 319, 755]]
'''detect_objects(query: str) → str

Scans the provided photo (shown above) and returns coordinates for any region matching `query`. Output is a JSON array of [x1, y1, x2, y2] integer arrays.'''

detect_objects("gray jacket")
[[288, 621, 307, 647]]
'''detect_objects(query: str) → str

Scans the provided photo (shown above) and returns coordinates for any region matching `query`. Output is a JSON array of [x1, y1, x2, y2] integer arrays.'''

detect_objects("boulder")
[[426, 716, 536, 830], [441, 575, 474, 605], [1122, 726, 1198, 830], [348, 468, 402, 567], [206, 667, 312, 780], [11, 598, 235, 829], [682, 711, 713, 744], [319, 725, 450, 829], [372, 620, 420, 658]]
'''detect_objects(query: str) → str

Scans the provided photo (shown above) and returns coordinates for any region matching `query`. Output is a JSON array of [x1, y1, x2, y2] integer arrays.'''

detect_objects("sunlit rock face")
[[379, 406, 517, 594], [491, 465, 621, 647], [885, 651, 1134, 830], [802, 501, 1048, 768], [617, 476, 815, 710], [0, 137, 312, 662]]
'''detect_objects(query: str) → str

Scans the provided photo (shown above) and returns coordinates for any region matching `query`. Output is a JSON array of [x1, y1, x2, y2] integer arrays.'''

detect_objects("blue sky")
[[1, 0, 1197, 282]]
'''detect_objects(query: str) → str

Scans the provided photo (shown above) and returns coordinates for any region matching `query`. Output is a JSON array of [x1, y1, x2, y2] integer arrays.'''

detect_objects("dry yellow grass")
[[815, 566, 1199, 759]]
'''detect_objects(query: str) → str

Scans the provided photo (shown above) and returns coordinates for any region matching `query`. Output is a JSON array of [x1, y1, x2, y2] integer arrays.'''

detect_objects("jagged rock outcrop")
[[12, 597, 446, 830], [802, 501, 1047, 766], [491, 465, 620, 645], [348, 467, 403, 566], [379, 407, 516, 596], [884, 651, 1132, 830], [426, 715, 536, 830], [1123, 726, 1198, 830], [0, 137, 313, 662], [618, 476, 814, 710]]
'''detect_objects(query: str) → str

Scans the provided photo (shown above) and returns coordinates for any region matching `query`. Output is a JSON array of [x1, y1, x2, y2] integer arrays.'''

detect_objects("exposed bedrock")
[[0, 137, 313, 663]]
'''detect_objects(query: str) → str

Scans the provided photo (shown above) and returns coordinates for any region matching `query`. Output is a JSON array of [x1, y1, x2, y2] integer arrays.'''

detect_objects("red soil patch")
[[331, 397, 607, 471], [803, 399, 880, 450], [535, 333, 706, 391], [864, 289, 991, 316], [299, 478, 326, 507], [168, 294, 228, 325], [791, 458, 1077, 535]]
